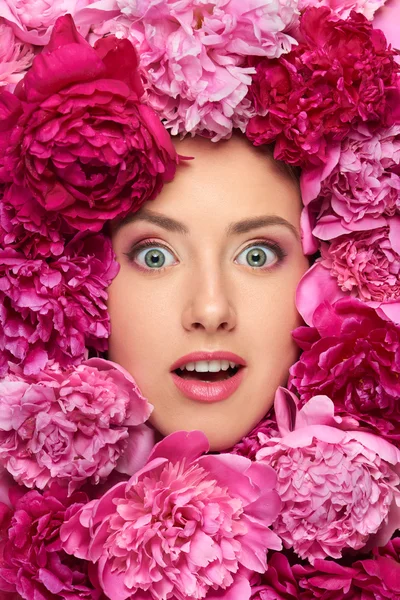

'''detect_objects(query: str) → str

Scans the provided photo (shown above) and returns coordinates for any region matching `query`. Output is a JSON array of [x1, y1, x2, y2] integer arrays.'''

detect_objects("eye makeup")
[[123, 237, 289, 274]]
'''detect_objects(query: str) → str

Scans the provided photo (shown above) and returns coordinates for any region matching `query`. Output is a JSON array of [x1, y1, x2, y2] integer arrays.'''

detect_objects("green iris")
[[145, 249, 166, 268], [246, 247, 268, 267]]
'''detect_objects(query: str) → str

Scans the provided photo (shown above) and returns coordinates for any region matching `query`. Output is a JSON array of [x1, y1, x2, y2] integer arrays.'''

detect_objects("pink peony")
[[293, 536, 400, 599], [0, 15, 178, 232], [116, 0, 298, 141], [301, 125, 400, 238], [0, 358, 154, 492], [0, 184, 72, 258], [0, 0, 92, 45], [61, 430, 282, 600], [295, 217, 400, 326], [298, 0, 387, 19], [0, 484, 101, 600], [289, 298, 400, 443], [246, 7, 399, 167], [0, 233, 119, 375], [0, 18, 34, 89], [231, 411, 279, 460], [257, 388, 400, 563]]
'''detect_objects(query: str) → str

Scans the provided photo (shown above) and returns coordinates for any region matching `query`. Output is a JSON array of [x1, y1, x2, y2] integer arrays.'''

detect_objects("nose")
[[181, 263, 237, 334]]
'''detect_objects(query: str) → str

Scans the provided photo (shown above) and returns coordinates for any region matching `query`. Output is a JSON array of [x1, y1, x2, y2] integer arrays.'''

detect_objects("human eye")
[[124, 240, 177, 272], [235, 240, 287, 270]]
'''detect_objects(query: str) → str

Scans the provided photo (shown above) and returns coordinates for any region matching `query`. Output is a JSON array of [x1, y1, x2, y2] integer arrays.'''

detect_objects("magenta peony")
[[0, 184, 71, 258], [246, 7, 399, 167], [114, 0, 298, 141], [295, 217, 400, 326], [0, 358, 154, 492], [0, 14, 178, 232], [61, 430, 282, 600], [301, 125, 400, 238], [257, 388, 400, 563], [293, 536, 400, 599], [0, 232, 119, 375], [249, 553, 299, 599], [0, 484, 101, 600], [289, 298, 400, 442], [231, 411, 279, 460], [0, 18, 34, 89]]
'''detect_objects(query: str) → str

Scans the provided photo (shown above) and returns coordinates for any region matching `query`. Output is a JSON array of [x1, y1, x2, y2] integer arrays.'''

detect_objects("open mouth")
[[173, 365, 241, 382]]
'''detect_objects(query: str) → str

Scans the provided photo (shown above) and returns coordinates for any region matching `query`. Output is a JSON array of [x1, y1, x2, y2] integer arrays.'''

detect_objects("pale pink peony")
[[115, 0, 298, 141], [0, 233, 119, 375], [296, 217, 400, 325], [0, 358, 154, 492], [0, 19, 34, 89], [298, 0, 387, 19], [0, 0, 92, 45], [374, 0, 400, 51], [257, 388, 400, 563], [61, 430, 282, 600], [86, 12, 131, 45], [301, 125, 400, 239]]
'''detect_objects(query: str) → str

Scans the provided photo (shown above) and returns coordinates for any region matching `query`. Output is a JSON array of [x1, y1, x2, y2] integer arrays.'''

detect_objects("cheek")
[[107, 268, 180, 375]]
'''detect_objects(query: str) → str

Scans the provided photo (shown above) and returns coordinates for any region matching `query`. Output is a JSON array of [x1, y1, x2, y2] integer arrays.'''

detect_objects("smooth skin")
[[108, 134, 309, 451]]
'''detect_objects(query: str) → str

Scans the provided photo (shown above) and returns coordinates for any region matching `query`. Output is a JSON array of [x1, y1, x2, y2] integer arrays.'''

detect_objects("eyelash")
[[124, 238, 288, 273]]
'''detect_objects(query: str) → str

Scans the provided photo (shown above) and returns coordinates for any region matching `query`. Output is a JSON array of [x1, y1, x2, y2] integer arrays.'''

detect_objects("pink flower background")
[[0, 1, 399, 600]]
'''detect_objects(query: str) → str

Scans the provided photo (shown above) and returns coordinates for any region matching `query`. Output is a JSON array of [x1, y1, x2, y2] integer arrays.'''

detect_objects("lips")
[[170, 351, 246, 403]]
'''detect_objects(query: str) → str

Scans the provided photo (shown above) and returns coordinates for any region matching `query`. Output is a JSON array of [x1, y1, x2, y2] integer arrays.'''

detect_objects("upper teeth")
[[179, 360, 238, 372]]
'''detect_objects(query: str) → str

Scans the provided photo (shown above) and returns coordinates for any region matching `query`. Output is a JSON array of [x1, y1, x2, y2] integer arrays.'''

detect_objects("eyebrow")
[[115, 209, 300, 240]]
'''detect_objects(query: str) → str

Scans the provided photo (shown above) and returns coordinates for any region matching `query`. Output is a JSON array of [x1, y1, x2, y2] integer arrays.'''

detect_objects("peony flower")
[[256, 388, 400, 563], [0, 484, 102, 600], [0, 233, 119, 375], [0, 0, 92, 45], [289, 298, 400, 443], [293, 536, 400, 599], [115, 0, 298, 141], [298, 0, 387, 20], [0, 184, 72, 258], [295, 217, 400, 325], [249, 553, 299, 599], [231, 411, 279, 460], [374, 0, 400, 51], [246, 7, 399, 167], [319, 220, 400, 303], [61, 430, 282, 600], [300, 125, 400, 238], [0, 18, 34, 89], [0, 15, 178, 232], [0, 358, 154, 492]]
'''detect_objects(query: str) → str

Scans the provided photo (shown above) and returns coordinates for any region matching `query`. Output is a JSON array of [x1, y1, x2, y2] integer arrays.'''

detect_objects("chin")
[[205, 429, 249, 452], [150, 415, 251, 453]]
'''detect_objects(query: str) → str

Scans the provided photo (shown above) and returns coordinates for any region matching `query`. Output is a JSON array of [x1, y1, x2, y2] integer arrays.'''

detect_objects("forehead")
[[146, 134, 301, 226]]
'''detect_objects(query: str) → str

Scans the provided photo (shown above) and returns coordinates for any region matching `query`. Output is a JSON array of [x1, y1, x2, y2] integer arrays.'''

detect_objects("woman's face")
[[108, 135, 309, 451]]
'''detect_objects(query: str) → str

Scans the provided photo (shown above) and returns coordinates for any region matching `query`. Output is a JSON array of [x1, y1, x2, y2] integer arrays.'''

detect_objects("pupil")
[[145, 250, 165, 268], [247, 248, 266, 267]]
